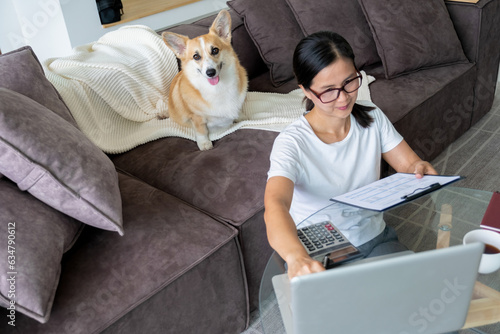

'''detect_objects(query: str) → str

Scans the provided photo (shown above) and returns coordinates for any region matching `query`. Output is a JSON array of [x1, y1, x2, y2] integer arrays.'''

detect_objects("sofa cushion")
[[111, 129, 277, 226], [4, 173, 247, 333], [358, 0, 469, 79], [0, 88, 124, 235], [0, 178, 83, 323], [249, 72, 300, 94], [227, 0, 304, 86], [367, 62, 476, 161], [0, 47, 77, 127], [285, 0, 381, 69]]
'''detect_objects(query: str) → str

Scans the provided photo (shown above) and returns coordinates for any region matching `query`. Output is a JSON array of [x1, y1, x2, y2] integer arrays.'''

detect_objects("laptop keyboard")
[[297, 221, 352, 258]]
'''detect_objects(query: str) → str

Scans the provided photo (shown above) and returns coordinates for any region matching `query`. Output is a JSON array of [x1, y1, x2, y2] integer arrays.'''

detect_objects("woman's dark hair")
[[293, 31, 374, 128]]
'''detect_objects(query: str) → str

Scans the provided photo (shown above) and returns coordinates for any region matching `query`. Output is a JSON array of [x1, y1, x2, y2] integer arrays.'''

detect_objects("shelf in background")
[[102, 0, 201, 28], [445, 0, 480, 3]]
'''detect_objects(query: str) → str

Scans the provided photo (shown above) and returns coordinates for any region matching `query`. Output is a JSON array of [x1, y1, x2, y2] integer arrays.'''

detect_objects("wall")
[[0, 0, 227, 62], [0, 0, 72, 62], [61, 0, 228, 54]]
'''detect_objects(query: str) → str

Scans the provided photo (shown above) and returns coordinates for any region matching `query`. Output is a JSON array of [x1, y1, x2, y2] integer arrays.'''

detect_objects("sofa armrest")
[[446, 0, 498, 63], [446, 0, 500, 124]]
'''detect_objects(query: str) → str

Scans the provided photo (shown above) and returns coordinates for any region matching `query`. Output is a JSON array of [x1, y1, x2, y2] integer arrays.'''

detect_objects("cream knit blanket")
[[43, 25, 373, 154]]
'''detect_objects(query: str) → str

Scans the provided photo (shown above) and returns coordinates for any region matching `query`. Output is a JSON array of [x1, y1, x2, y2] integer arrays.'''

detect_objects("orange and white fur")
[[158, 10, 248, 150]]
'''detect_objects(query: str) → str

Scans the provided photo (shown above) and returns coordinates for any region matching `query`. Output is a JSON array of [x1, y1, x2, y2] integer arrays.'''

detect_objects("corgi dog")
[[158, 10, 248, 150]]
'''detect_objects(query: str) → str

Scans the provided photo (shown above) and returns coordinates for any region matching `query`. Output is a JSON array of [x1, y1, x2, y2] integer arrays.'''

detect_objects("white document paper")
[[330, 173, 462, 211]]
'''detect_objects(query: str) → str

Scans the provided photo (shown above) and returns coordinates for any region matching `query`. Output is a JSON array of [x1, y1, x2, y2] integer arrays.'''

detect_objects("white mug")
[[463, 229, 500, 274]]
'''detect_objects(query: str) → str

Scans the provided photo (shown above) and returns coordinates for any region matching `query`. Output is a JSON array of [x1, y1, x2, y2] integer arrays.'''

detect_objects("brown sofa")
[[0, 0, 499, 333]]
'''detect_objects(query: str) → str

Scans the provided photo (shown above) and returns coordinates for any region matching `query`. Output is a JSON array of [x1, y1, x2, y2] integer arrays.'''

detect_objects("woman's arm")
[[264, 176, 325, 278], [382, 140, 437, 177]]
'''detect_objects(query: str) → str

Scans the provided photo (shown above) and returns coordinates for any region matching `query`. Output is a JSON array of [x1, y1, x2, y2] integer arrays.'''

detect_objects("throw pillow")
[[227, 0, 304, 86], [285, 0, 381, 70], [0, 88, 124, 235], [0, 46, 78, 127], [0, 178, 83, 323], [358, 0, 469, 79]]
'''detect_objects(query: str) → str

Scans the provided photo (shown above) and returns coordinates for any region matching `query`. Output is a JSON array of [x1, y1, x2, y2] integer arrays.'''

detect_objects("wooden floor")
[[103, 0, 200, 28]]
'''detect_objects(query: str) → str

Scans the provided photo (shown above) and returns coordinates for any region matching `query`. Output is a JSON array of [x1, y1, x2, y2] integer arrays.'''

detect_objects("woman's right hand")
[[285, 253, 326, 279], [264, 176, 326, 279]]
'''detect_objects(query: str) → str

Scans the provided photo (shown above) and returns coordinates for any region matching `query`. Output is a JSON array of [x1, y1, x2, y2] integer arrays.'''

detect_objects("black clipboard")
[[330, 173, 464, 212]]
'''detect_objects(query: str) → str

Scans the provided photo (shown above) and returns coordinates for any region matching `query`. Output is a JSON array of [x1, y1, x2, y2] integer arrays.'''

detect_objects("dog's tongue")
[[208, 76, 219, 86]]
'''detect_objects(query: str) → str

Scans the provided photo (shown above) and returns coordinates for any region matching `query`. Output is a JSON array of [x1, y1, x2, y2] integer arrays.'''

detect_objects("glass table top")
[[259, 187, 499, 334]]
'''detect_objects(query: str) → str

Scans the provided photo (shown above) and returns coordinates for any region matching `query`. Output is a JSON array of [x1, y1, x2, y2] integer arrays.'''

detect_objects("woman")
[[264, 31, 437, 279]]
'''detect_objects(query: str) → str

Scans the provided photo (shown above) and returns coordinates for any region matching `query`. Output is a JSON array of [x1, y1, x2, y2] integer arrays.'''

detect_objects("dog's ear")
[[162, 32, 189, 57], [210, 10, 231, 43]]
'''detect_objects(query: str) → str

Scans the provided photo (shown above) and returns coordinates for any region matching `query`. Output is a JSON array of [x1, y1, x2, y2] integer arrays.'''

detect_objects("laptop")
[[272, 242, 483, 334]]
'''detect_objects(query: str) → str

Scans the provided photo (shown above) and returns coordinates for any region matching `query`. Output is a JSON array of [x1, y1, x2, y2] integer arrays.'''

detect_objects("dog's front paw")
[[194, 124, 213, 150], [196, 138, 213, 151], [157, 112, 169, 120], [197, 140, 213, 151]]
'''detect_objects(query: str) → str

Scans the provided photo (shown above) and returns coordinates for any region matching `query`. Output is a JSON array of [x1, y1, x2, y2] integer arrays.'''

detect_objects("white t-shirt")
[[267, 102, 403, 246]]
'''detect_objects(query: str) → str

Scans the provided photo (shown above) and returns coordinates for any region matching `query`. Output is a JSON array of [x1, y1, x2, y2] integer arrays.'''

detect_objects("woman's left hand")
[[412, 160, 438, 179]]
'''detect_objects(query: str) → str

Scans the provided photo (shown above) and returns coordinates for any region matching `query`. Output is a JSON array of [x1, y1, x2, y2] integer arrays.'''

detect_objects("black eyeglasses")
[[309, 74, 363, 104]]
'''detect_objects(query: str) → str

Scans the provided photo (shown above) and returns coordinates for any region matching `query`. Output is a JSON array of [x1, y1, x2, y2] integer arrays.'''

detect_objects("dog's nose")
[[206, 69, 216, 77]]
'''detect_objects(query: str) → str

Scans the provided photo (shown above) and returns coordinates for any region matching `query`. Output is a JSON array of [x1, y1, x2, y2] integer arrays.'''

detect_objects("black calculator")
[[297, 221, 363, 268]]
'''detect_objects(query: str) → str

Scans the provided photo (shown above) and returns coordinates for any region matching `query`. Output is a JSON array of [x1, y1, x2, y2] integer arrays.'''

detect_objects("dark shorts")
[[357, 225, 409, 258]]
